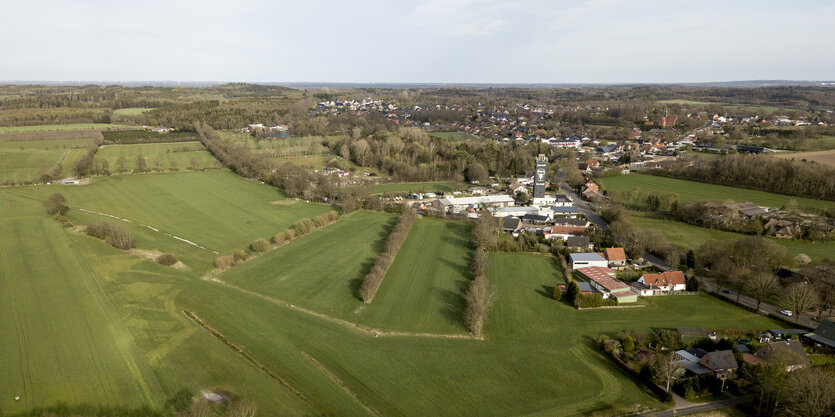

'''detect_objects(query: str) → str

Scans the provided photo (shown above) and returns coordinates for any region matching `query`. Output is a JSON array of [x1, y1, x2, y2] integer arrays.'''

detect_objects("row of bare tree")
[[359, 208, 416, 303]]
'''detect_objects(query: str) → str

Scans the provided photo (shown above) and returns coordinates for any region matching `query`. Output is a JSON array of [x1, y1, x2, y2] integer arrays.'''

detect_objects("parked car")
[[779, 310, 793, 317]]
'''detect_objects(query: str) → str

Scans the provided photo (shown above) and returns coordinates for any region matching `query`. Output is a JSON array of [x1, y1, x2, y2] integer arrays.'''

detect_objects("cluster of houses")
[[244, 123, 291, 138]]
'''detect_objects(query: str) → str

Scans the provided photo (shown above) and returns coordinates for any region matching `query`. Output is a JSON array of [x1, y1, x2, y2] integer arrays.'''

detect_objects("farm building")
[[546, 225, 587, 241], [804, 319, 835, 349], [569, 253, 608, 269], [492, 206, 541, 218], [432, 195, 514, 214], [603, 248, 627, 267], [575, 266, 638, 303]]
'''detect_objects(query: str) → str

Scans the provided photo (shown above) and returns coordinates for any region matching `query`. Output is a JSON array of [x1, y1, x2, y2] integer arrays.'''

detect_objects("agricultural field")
[[0, 138, 94, 182], [657, 99, 718, 106], [599, 173, 833, 211], [0, 123, 132, 133], [96, 142, 223, 172], [770, 148, 835, 167], [629, 212, 835, 263], [369, 181, 468, 194], [217, 130, 353, 170], [113, 107, 156, 115], [429, 131, 480, 141]]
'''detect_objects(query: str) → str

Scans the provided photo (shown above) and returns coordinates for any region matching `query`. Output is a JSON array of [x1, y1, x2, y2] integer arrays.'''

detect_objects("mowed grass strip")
[[598, 173, 833, 211], [360, 219, 472, 333], [0, 217, 165, 414], [222, 211, 397, 317], [11, 170, 332, 254], [629, 212, 835, 263], [96, 142, 223, 172]]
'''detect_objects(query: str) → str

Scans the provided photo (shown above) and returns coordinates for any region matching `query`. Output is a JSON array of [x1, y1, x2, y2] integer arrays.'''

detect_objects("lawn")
[[369, 181, 468, 194], [0, 123, 132, 133], [113, 107, 156, 115], [598, 173, 833, 211], [96, 142, 223, 172], [0, 138, 94, 182], [629, 212, 835, 263]]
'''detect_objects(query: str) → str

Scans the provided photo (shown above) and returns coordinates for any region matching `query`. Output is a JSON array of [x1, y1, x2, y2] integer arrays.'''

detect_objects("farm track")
[[211, 278, 482, 341]]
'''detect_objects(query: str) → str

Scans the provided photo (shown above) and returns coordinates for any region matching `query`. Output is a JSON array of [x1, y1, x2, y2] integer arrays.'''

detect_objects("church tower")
[[533, 154, 547, 199]]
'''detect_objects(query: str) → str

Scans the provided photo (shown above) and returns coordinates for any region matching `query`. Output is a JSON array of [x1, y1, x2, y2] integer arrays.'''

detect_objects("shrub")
[[233, 250, 248, 262], [215, 255, 234, 269], [156, 253, 179, 266], [85, 222, 133, 249], [292, 218, 315, 235], [553, 285, 562, 301], [44, 193, 68, 215], [359, 209, 416, 303], [250, 238, 270, 253], [54, 214, 73, 228]]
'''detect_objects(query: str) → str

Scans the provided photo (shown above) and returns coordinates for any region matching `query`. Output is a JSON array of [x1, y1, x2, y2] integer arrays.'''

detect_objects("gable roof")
[[641, 271, 686, 287], [550, 225, 586, 236], [566, 236, 591, 248], [698, 350, 738, 371], [500, 216, 522, 231], [805, 319, 835, 348], [755, 340, 809, 366], [604, 248, 627, 261], [571, 253, 608, 263], [554, 218, 588, 227]]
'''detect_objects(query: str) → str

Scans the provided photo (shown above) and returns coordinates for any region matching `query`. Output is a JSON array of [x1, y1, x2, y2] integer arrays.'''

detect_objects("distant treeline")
[[101, 130, 198, 144], [656, 154, 835, 201], [0, 107, 112, 126]]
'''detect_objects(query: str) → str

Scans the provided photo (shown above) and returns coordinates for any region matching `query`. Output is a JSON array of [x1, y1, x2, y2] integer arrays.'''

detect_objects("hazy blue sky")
[[1, 0, 833, 83]]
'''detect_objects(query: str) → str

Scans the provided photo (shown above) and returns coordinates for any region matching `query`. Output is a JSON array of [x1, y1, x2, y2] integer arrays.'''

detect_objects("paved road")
[[562, 186, 818, 330], [644, 397, 747, 417]]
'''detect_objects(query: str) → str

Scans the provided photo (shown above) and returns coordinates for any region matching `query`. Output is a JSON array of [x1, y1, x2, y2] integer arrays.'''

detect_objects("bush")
[[233, 250, 248, 262], [250, 238, 270, 253], [215, 255, 234, 269], [359, 209, 416, 303], [156, 253, 179, 266], [54, 214, 73, 228], [292, 218, 315, 235], [44, 193, 68, 215], [553, 285, 562, 301], [85, 222, 133, 250]]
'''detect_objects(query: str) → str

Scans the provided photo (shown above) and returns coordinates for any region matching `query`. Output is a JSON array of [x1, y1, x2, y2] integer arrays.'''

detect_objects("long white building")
[[432, 195, 515, 214]]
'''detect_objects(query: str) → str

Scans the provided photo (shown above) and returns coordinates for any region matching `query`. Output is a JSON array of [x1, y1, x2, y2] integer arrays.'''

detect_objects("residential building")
[[753, 340, 810, 372], [546, 225, 587, 241], [603, 248, 627, 267], [676, 349, 738, 380], [565, 236, 593, 251], [638, 271, 686, 292], [804, 319, 835, 349]]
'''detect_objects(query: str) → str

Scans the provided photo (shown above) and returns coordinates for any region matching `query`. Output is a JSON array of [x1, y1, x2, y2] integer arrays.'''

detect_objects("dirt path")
[[212, 278, 481, 341], [76, 208, 220, 254]]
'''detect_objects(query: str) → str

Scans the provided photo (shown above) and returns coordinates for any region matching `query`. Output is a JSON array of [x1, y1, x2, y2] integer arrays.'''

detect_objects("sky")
[[1, 0, 834, 84]]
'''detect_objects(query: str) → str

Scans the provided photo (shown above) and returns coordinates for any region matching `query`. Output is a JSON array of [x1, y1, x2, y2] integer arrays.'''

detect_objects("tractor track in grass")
[[301, 352, 382, 417], [211, 278, 482, 341]]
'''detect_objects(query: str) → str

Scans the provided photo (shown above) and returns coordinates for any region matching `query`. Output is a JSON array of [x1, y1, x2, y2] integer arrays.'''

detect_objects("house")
[[575, 266, 638, 303], [734, 202, 768, 219], [433, 195, 515, 214], [553, 194, 573, 207], [508, 183, 529, 194], [499, 216, 522, 232], [546, 225, 587, 241], [522, 213, 551, 224], [551, 206, 580, 217], [492, 206, 541, 218], [566, 236, 593, 251], [603, 248, 627, 267], [804, 319, 835, 349], [570, 253, 609, 269], [553, 218, 589, 228], [753, 340, 810, 372], [676, 349, 738, 380], [467, 186, 489, 195], [638, 271, 686, 292]]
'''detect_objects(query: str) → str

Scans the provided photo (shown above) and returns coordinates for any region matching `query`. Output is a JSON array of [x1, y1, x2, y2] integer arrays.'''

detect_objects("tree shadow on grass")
[[349, 216, 399, 301], [435, 284, 469, 329], [536, 284, 556, 300]]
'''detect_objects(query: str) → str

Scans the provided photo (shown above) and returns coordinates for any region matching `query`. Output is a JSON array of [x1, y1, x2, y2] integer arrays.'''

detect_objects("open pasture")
[[770, 148, 835, 167], [0, 123, 131, 133], [113, 107, 156, 115], [96, 142, 223, 172], [599, 173, 833, 211], [629, 212, 835, 263], [0, 138, 94, 182], [369, 181, 468, 194]]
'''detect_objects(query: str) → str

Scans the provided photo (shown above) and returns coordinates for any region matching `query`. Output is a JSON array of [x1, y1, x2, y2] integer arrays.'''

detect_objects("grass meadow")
[[368, 181, 468, 194], [0, 138, 94, 182], [113, 108, 156, 115], [96, 142, 223, 172], [0, 167, 791, 416], [598, 173, 833, 211], [629, 212, 835, 262], [0, 123, 132, 133], [770, 148, 835, 167]]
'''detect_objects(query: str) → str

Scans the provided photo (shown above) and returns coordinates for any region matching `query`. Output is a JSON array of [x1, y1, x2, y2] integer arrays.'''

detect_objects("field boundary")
[[301, 352, 382, 417], [211, 278, 481, 340], [183, 310, 315, 407]]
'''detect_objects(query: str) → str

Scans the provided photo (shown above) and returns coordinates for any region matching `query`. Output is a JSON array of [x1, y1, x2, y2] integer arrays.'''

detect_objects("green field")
[[0, 167, 793, 416], [657, 99, 718, 106], [629, 212, 835, 263], [96, 142, 223, 173], [0, 123, 132, 133], [599, 173, 833, 211], [429, 131, 480, 141], [369, 181, 468, 194], [0, 138, 94, 182], [113, 107, 156, 115]]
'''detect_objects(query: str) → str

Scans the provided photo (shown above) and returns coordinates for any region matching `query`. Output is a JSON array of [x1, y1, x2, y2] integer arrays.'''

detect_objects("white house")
[[638, 271, 687, 292]]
